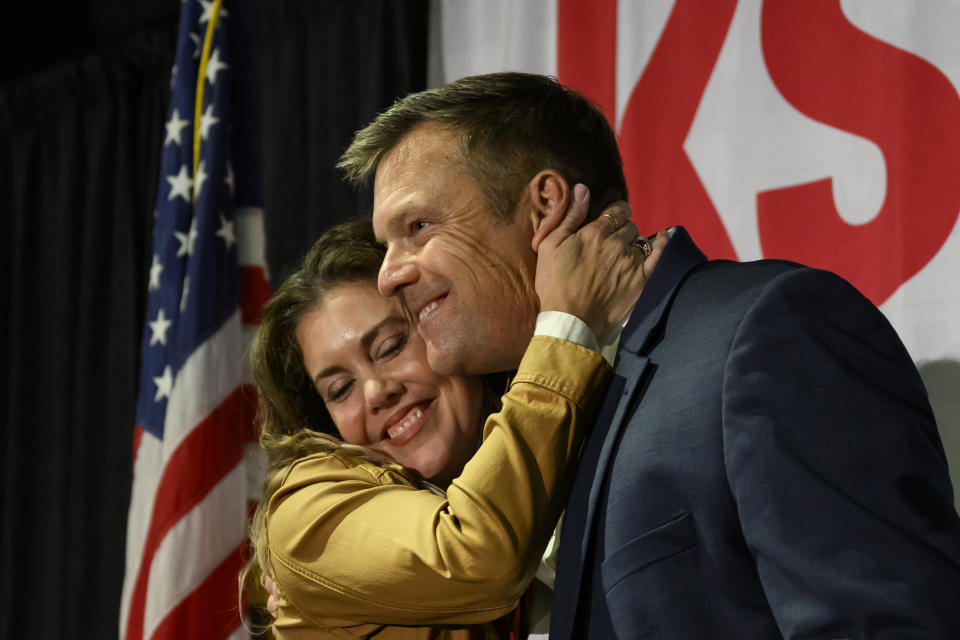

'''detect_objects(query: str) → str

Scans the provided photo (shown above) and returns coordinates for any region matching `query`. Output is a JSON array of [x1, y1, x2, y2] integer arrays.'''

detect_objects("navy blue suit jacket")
[[550, 228, 960, 639]]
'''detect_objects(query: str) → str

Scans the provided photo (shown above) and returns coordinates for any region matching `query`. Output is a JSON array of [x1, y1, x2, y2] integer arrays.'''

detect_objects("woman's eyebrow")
[[312, 315, 407, 384]]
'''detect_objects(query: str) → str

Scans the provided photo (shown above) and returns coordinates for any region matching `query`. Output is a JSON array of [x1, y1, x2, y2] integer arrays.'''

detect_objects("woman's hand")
[[535, 184, 667, 339], [264, 575, 281, 633]]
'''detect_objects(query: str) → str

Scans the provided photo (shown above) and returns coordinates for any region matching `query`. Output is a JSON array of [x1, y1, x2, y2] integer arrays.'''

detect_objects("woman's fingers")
[[264, 575, 280, 617], [535, 183, 590, 253], [534, 185, 671, 338]]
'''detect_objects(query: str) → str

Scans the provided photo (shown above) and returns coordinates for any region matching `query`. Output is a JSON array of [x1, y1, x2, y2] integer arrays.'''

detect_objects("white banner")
[[433, 0, 960, 506]]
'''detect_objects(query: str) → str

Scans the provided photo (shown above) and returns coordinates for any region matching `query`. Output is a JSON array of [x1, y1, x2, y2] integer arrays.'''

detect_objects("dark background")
[[0, 1, 428, 637]]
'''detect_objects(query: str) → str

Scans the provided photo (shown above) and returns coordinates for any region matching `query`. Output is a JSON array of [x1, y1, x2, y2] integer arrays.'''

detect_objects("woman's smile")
[[296, 281, 484, 484], [381, 398, 434, 444]]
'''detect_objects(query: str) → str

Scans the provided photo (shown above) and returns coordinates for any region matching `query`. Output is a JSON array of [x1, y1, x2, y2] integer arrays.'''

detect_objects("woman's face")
[[296, 280, 485, 485]]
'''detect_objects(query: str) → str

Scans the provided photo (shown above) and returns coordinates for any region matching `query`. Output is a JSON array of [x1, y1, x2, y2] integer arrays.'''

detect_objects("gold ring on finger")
[[632, 235, 651, 258], [600, 211, 621, 228]]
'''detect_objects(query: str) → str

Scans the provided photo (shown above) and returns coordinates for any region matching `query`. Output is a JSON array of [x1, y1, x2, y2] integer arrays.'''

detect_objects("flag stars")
[[153, 365, 173, 401], [164, 108, 190, 147], [166, 165, 194, 203], [205, 48, 229, 85], [216, 214, 236, 249], [180, 276, 191, 312], [175, 218, 199, 257], [149, 308, 173, 346], [224, 162, 235, 197], [199, 0, 229, 25], [188, 32, 202, 59], [194, 160, 209, 201], [200, 104, 219, 140], [148, 254, 164, 290]]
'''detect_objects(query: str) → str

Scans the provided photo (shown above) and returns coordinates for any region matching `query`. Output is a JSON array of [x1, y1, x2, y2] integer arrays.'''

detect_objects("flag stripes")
[[121, 0, 268, 636]]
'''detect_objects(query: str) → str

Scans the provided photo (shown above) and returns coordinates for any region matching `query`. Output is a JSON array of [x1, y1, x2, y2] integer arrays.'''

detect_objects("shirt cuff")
[[534, 311, 600, 354]]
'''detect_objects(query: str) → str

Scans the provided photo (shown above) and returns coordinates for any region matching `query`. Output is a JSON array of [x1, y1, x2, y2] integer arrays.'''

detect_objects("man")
[[340, 72, 960, 638]]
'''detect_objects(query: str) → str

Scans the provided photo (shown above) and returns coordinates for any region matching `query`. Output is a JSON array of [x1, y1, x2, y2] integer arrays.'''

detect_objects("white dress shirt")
[[525, 308, 631, 637]]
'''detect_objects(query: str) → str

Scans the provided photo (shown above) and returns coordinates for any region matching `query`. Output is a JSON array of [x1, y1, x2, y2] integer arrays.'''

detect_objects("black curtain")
[[0, 22, 175, 640], [0, 2, 427, 637], [256, 0, 429, 285]]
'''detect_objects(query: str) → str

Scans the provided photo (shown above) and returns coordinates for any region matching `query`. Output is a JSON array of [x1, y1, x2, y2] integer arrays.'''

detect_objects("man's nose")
[[378, 247, 418, 298], [363, 376, 403, 413]]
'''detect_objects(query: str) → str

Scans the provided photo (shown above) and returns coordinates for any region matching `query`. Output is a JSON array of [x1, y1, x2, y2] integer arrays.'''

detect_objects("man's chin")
[[424, 340, 464, 377], [425, 336, 516, 376]]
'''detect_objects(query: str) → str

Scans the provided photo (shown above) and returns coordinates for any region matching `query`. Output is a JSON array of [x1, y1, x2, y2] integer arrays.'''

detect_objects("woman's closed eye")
[[375, 333, 408, 360], [327, 377, 354, 402]]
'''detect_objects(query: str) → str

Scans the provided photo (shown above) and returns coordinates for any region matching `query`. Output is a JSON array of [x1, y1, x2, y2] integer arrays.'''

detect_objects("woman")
[[245, 191, 660, 638]]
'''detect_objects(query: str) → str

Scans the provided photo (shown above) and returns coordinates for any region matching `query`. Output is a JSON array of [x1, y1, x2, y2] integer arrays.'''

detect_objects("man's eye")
[[411, 220, 428, 232]]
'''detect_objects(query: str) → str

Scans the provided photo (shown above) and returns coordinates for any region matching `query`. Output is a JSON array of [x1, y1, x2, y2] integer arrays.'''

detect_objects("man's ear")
[[527, 170, 570, 252]]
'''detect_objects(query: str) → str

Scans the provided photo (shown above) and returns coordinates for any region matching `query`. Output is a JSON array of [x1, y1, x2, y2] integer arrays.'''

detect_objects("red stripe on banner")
[[240, 265, 270, 325], [617, 0, 738, 259], [757, 1, 960, 305], [557, 0, 617, 125], [124, 387, 257, 640], [149, 543, 247, 640], [133, 425, 145, 470]]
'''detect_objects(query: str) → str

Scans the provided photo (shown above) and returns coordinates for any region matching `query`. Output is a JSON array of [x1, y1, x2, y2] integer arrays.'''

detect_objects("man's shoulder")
[[684, 257, 860, 302], [663, 258, 878, 339], [694, 256, 804, 281], [676, 257, 805, 306], [678, 258, 889, 348]]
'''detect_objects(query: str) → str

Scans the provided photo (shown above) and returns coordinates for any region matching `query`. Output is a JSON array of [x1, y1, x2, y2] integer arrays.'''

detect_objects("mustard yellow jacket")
[[265, 337, 611, 639]]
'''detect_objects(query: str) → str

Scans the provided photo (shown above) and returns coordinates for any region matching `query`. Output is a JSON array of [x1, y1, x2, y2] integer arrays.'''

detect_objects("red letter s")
[[759, 1, 960, 305]]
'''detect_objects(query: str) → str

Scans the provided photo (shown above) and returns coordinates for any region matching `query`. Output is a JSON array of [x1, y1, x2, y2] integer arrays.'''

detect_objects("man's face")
[[372, 123, 539, 376]]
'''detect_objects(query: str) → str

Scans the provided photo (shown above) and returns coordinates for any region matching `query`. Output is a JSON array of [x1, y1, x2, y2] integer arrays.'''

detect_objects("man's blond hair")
[[338, 72, 627, 223]]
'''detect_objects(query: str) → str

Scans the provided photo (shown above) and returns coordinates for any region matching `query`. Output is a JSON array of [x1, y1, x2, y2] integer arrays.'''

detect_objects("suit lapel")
[[580, 350, 648, 554], [620, 226, 708, 354], [552, 227, 708, 637], [582, 226, 707, 545]]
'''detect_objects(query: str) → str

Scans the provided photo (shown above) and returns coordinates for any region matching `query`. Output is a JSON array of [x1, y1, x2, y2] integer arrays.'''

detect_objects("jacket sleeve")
[[265, 336, 611, 630], [722, 267, 960, 638]]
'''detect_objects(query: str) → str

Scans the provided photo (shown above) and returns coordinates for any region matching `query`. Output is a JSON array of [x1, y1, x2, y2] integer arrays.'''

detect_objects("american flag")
[[120, 0, 270, 638]]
